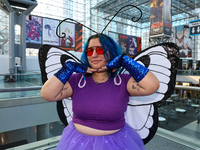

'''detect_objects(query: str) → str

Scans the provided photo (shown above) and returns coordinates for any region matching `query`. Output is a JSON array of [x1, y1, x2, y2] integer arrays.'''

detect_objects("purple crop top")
[[68, 73, 131, 130]]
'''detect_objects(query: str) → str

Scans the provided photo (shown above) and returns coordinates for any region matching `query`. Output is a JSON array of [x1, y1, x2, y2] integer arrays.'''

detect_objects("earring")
[[78, 74, 86, 88], [114, 74, 122, 86]]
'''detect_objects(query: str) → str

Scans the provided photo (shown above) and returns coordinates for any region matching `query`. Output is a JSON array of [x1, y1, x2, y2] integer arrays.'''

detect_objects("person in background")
[[40, 33, 159, 150], [196, 105, 200, 124], [187, 91, 191, 99]]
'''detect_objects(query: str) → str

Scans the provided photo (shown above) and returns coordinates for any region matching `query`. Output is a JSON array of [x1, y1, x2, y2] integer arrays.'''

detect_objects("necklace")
[[93, 74, 109, 84]]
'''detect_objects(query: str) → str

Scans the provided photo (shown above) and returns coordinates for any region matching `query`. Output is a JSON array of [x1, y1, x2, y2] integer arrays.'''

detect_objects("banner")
[[119, 34, 129, 54], [75, 24, 83, 52], [59, 22, 75, 47], [189, 19, 200, 36], [108, 31, 141, 56], [150, 0, 171, 36], [163, 0, 172, 35], [26, 15, 82, 52], [128, 36, 137, 55], [176, 25, 192, 58], [26, 15, 42, 48], [42, 18, 59, 46]]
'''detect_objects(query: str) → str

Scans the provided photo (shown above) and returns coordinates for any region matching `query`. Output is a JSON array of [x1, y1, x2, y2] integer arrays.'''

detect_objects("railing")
[[177, 69, 200, 76], [1, 85, 199, 150], [0, 86, 42, 92], [0, 72, 42, 99], [0, 72, 200, 149]]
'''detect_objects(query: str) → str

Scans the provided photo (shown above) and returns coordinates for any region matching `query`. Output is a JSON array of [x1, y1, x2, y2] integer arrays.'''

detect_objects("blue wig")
[[81, 33, 122, 77]]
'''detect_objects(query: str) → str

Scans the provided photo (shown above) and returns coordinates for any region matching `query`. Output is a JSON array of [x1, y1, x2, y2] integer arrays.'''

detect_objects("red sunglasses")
[[85, 46, 104, 56]]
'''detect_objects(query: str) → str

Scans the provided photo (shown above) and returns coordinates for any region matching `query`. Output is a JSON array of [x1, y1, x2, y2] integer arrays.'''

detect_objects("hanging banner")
[[59, 22, 75, 47], [176, 25, 192, 58], [163, 0, 172, 35], [189, 19, 200, 36], [42, 18, 59, 46], [26, 15, 82, 51], [150, 0, 172, 36], [119, 34, 129, 54], [108, 31, 141, 56], [26, 15, 42, 48]]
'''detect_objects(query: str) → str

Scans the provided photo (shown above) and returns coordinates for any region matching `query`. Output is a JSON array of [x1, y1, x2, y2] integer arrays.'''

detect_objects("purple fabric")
[[56, 121, 145, 150], [68, 73, 131, 130]]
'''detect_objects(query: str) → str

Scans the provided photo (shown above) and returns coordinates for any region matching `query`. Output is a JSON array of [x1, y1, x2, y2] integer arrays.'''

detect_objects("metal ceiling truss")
[[92, 0, 199, 24]]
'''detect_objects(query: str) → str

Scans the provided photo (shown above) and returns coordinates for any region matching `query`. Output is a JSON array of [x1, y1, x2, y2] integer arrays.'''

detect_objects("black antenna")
[[56, 18, 98, 38], [101, 5, 142, 33], [56, 5, 142, 38]]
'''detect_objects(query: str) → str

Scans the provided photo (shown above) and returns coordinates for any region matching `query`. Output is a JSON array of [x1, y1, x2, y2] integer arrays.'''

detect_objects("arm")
[[106, 54, 159, 96], [127, 71, 159, 96], [41, 76, 73, 102], [41, 61, 95, 102]]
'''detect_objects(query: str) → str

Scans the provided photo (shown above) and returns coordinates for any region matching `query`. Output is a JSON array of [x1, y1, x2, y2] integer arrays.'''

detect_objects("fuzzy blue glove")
[[54, 61, 88, 84], [106, 54, 149, 82]]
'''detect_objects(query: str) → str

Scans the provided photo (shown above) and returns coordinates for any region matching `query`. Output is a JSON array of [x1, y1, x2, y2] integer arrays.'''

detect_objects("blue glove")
[[106, 54, 149, 82], [54, 61, 88, 84]]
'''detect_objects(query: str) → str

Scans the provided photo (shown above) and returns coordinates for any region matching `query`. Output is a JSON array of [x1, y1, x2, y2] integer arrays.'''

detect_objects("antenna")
[[56, 5, 143, 38], [101, 4, 142, 33]]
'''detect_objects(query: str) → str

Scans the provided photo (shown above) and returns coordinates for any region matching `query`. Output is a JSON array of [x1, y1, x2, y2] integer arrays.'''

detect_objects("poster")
[[176, 25, 192, 58], [176, 25, 184, 49], [150, 0, 172, 36], [42, 18, 59, 46], [26, 15, 42, 47], [59, 22, 75, 48], [128, 36, 137, 55], [26, 15, 82, 51], [108, 31, 141, 56], [119, 34, 129, 54], [150, 0, 163, 35]]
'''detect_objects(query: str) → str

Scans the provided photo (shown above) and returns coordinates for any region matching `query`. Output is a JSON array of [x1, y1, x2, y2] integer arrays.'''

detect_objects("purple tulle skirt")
[[56, 121, 145, 150]]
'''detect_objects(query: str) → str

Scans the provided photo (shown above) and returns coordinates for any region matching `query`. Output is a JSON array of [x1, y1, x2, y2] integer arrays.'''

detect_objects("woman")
[[41, 33, 159, 150]]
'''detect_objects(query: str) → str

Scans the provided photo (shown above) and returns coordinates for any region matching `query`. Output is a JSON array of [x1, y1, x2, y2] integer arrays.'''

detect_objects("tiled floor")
[[145, 134, 196, 150]]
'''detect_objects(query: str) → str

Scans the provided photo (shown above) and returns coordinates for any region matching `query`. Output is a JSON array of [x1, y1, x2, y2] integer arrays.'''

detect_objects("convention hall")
[[0, 0, 200, 149]]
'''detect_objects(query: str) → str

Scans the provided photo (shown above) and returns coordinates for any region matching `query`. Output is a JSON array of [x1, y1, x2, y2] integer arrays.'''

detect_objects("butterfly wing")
[[38, 43, 179, 144], [39, 44, 81, 126], [124, 42, 179, 144]]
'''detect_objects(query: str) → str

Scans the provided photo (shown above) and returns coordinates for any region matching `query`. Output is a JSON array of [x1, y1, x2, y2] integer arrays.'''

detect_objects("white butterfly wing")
[[39, 43, 179, 144], [39, 45, 81, 126], [124, 43, 179, 144]]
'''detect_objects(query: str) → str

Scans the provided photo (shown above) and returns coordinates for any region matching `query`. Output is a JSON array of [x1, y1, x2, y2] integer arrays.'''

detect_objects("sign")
[[26, 15, 83, 52], [150, 0, 172, 36], [189, 19, 200, 36], [108, 31, 141, 56]]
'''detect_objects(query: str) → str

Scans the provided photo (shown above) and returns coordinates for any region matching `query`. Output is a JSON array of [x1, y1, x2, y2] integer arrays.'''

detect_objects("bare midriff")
[[74, 123, 121, 136]]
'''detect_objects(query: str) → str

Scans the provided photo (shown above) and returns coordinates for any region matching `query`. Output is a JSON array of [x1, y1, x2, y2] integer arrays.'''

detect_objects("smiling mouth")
[[92, 60, 101, 63]]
